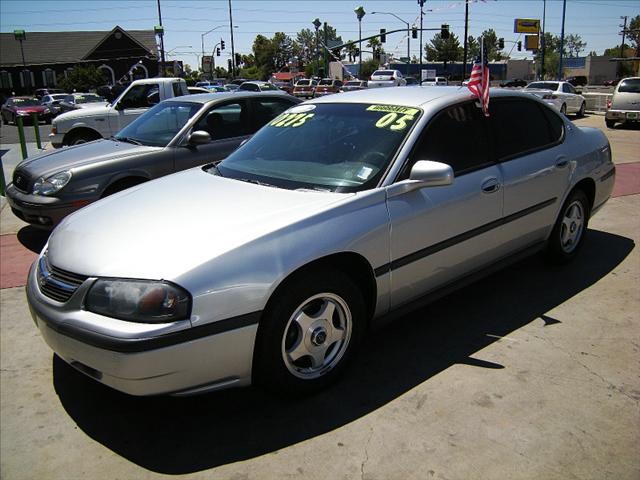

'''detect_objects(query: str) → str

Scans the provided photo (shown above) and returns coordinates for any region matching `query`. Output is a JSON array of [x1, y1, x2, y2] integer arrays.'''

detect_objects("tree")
[[295, 28, 317, 64], [359, 58, 380, 80], [467, 35, 480, 60], [604, 44, 634, 77], [565, 33, 586, 57], [272, 32, 295, 71], [425, 32, 462, 62], [477, 29, 506, 61], [366, 36, 385, 60], [57, 64, 106, 92], [252, 34, 276, 79], [345, 41, 358, 62], [628, 15, 640, 56]]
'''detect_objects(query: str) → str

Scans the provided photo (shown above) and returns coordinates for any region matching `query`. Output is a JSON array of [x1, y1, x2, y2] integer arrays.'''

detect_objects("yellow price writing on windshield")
[[374, 112, 416, 131], [269, 112, 315, 128]]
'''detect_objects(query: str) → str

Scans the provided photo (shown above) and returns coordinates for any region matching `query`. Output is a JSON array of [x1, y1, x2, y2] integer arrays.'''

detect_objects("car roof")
[[166, 90, 292, 105], [308, 85, 541, 108]]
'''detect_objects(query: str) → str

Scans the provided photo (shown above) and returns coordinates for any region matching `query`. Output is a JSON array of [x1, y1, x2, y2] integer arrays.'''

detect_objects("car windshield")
[[296, 80, 311, 86], [261, 83, 277, 90], [373, 70, 395, 76], [526, 82, 559, 91], [618, 78, 640, 93], [114, 101, 202, 147], [216, 103, 422, 192], [345, 81, 361, 86], [75, 94, 105, 104], [13, 98, 40, 106], [318, 79, 334, 86], [51, 94, 67, 100]]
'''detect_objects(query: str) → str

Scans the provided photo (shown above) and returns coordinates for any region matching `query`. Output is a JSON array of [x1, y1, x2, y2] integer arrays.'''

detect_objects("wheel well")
[[573, 178, 596, 213], [265, 252, 377, 327], [63, 127, 102, 145], [101, 176, 148, 198]]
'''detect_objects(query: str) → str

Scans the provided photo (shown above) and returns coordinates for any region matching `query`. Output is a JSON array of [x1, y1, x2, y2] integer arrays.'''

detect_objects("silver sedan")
[[27, 87, 615, 396]]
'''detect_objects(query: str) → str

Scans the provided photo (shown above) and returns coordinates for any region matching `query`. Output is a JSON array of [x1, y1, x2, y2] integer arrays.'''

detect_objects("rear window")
[[319, 79, 333, 86], [526, 82, 559, 91], [618, 78, 640, 93], [172, 81, 188, 97], [296, 80, 311, 86], [373, 70, 395, 76]]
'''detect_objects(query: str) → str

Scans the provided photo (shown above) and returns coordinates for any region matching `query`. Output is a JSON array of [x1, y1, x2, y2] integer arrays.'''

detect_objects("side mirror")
[[188, 130, 211, 146], [409, 160, 453, 187], [388, 160, 453, 196]]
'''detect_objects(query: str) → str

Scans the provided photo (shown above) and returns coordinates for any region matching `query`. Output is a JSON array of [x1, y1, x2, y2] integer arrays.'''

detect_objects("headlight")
[[32, 171, 72, 196], [85, 279, 191, 323]]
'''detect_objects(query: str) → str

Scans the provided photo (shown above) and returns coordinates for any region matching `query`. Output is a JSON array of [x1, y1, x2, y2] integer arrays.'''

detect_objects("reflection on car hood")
[[47, 168, 349, 280], [54, 104, 110, 122], [16, 139, 159, 179]]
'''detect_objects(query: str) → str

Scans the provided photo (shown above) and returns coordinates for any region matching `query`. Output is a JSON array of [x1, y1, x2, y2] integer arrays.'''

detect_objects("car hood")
[[47, 168, 350, 280], [16, 139, 160, 179], [54, 104, 110, 122]]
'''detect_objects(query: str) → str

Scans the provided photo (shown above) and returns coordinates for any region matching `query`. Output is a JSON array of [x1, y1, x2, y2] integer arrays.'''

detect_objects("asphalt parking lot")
[[0, 113, 638, 479]]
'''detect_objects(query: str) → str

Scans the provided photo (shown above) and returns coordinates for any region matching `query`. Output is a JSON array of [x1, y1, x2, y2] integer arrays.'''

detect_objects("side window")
[[540, 105, 565, 143], [193, 101, 248, 140], [119, 83, 160, 109], [250, 97, 295, 132], [489, 98, 555, 160], [404, 102, 491, 177], [172, 82, 188, 97], [64, 95, 74, 103]]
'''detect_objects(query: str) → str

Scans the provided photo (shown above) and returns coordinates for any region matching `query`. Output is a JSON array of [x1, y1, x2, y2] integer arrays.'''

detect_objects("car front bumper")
[[49, 131, 65, 148], [606, 109, 639, 122], [5, 183, 91, 228], [26, 261, 259, 396]]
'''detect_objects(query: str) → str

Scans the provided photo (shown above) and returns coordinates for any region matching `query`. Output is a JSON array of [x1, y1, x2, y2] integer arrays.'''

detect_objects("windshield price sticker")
[[368, 105, 419, 131], [269, 112, 315, 128]]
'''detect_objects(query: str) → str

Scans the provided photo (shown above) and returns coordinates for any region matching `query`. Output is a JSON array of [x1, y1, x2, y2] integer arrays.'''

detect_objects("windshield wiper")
[[206, 163, 223, 177], [238, 177, 280, 188], [115, 136, 143, 146]]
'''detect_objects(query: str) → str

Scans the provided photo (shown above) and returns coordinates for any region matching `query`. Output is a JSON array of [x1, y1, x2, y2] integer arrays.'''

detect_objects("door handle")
[[481, 178, 501, 193], [556, 156, 569, 168]]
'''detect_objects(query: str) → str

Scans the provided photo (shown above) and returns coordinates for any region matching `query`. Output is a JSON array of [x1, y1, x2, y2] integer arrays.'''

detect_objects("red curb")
[[0, 234, 37, 289], [612, 162, 640, 198]]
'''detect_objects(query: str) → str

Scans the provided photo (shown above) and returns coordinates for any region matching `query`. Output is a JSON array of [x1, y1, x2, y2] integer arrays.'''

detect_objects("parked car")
[[605, 76, 640, 129], [25, 87, 614, 396], [314, 78, 344, 97], [341, 80, 368, 92], [188, 86, 212, 95], [292, 79, 318, 99], [224, 84, 240, 92], [421, 77, 448, 86], [237, 81, 279, 92], [273, 81, 293, 94], [40, 94, 68, 117], [50, 78, 189, 147], [404, 77, 419, 86], [6, 92, 300, 228], [34, 88, 65, 99], [566, 76, 588, 87], [0, 97, 53, 125], [500, 78, 527, 88], [230, 78, 249, 86], [57, 93, 108, 114], [523, 81, 586, 117], [368, 70, 407, 88], [205, 85, 227, 93], [603, 79, 620, 87]]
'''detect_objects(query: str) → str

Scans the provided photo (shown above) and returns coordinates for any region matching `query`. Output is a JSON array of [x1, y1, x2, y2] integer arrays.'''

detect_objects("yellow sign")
[[514, 18, 540, 34], [525, 35, 539, 50]]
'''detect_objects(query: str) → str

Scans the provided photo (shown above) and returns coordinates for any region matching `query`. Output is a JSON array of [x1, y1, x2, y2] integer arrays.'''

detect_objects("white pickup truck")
[[50, 78, 189, 148]]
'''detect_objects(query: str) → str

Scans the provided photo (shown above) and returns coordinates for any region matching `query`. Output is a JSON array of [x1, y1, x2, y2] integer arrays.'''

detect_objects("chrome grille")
[[38, 255, 88, 303], [12, 169, 29, 192]]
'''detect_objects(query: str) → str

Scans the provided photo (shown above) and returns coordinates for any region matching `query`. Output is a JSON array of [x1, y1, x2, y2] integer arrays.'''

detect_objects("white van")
[[422, 76, 448, 86]]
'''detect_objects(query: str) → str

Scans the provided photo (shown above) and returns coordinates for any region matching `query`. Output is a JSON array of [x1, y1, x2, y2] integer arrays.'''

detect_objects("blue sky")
[[1, 0, 638, 70]]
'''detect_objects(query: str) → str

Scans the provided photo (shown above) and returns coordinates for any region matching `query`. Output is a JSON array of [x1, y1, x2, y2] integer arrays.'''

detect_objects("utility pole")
[[313, 18, 321, 77], [463, 0, 469, 79], [323, 22, 329, 77], [557, 0, 567, 80], [156, 0, 166, 76], [228, 0, 236, 79], [418, 0, 425, 76], [618, 15, 628, 78], [540, 0, 546, 79]]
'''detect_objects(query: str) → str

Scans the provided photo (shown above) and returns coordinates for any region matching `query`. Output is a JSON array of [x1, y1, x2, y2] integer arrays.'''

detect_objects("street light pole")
[[313, 18, 321, 77], [228, 0, 236, 79], [156, 0, 166, 75], [354, 6, 366, 78], [557, 0, 567, 80], [371, 11, 410, 62], [418, 0, 425, 77], [463, 0, 469, 79]]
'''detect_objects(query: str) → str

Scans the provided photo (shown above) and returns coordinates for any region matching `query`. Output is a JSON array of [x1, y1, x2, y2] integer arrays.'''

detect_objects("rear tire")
[[253, 269, 365, 395], [546, 189, 590, 264], [605, 119, 616, 129]]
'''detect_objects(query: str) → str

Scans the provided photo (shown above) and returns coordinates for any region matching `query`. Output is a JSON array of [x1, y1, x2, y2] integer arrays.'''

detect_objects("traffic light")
[[498, 37, 504, 49], [216, 47, 221, 56], [441, 24, 450, 39], [221, 39, 225, 50], [517, 41, 522, 51], [380, 28, 386, 43], [412, 27, 418, 39]]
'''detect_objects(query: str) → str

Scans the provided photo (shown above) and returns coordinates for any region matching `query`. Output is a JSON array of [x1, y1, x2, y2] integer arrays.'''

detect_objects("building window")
[[20, 70, 34, 89], [42, 69, 56, 87], [0, 71, 12, 89], [64, 67, 74, 79]]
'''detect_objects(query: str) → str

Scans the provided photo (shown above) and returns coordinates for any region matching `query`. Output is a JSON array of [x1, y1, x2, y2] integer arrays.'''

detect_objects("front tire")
[[560, 103, 567, 116], [253, 269, 365, 394], [546, 189, 590, 264], [577, 102, 585, 118]]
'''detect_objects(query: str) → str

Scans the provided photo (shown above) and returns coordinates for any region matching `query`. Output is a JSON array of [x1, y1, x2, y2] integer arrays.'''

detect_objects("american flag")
[[467, 38, 490, 116]]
